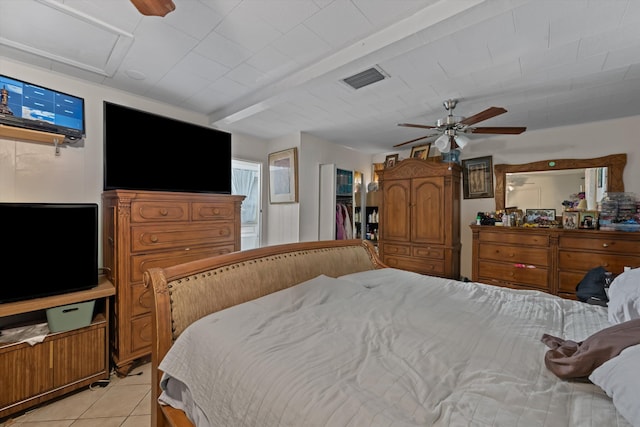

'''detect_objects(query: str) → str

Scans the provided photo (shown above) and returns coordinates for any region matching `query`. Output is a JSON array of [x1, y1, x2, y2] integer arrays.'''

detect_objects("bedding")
[[608, 267, 640, 324], [158, 268, 631, 427]]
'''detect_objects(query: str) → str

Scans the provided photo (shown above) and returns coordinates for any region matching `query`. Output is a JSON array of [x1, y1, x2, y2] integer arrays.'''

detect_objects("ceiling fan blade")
[[470, 126, 527, 134], [130, 0, 176, 16], [397, 123, 437, 130], [393, 134, 437, 147], [459, 107, 507, 126]]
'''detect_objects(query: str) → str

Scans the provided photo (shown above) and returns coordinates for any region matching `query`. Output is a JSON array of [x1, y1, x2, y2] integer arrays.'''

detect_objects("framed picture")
[[579, 210, 598, 229], [268, 147, 298, 204], [562, 211, 579, 229], [525, 208, 556, 224], [385, 154, 399, 168], [462, 156, 494, 199], [410, 143, 431, 160]]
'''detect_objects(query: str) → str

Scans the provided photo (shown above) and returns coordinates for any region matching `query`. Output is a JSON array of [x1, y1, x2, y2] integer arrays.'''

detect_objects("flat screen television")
[[0, 203, 99, 304], [0, 74, 85, 141], [103, 101, 232, 194]]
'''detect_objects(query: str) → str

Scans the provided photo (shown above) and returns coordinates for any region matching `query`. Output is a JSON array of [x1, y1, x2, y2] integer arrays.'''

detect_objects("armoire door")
[[381, 179, 411, 242], [412, 176, 445, 244]]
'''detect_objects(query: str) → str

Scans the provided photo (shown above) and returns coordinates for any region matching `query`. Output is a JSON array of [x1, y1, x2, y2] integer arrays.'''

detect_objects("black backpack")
[[576, 266, 609, 305]]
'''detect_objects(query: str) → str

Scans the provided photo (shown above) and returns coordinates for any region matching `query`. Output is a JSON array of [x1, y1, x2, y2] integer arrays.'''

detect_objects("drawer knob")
[[159, 208, 168, 216], [150, 235, 158, 243], [602, 243, 609, 248], [213, 208, 220, 215]]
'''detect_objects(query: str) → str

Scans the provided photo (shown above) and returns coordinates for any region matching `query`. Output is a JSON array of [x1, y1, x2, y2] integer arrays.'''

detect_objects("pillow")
[[589, 344, 640, 427], [608, 267, 640, 324]]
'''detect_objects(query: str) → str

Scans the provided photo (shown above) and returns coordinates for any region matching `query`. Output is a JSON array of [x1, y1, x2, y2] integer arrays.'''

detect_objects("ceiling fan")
[[130, 0, 176, 17], [394, 99, 526, 152]]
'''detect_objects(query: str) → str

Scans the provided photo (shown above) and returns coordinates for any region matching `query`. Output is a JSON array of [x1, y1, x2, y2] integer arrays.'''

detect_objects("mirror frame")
[[494, 153, 627, 211]]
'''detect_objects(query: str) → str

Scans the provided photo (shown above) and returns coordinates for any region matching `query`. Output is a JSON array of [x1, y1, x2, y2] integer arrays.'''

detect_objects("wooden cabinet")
[[471, 225, 640, 298], [102, 190, 244, 375], [0, 278, 114, 419], [378, 159, 461, 279]]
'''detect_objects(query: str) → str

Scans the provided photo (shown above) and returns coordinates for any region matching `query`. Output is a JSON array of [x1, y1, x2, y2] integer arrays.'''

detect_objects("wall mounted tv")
[[103, 101, 232, 194], [0, 203, 99, 304], [0, 74, 85, 141]]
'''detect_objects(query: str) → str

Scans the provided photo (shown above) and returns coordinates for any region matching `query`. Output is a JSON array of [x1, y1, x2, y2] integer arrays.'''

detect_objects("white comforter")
[[159, 268, 629, 427]]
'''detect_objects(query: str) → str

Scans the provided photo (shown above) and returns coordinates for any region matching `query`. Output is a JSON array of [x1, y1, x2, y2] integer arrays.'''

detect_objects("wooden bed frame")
[[145, 239, 386, 427]]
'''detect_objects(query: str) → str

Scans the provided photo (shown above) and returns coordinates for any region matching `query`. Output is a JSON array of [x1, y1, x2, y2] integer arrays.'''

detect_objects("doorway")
[[232, 159, 262, 250]]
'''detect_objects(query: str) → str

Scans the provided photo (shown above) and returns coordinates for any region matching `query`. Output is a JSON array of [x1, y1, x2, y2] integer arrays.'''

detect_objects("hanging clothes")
[[336, 204, 345, 240]]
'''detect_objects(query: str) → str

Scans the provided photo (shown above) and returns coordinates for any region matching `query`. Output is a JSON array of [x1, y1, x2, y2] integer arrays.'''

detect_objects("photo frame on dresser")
[[579, 210, 598, 229], [562, 211, 579, 229]]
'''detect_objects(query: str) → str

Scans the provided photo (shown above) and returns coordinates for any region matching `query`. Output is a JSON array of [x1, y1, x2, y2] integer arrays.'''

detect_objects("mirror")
[[494, 154, 627, 212]]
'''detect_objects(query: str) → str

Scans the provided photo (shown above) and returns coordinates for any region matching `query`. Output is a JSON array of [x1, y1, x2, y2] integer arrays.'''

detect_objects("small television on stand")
[[0, 203, 99, 304]]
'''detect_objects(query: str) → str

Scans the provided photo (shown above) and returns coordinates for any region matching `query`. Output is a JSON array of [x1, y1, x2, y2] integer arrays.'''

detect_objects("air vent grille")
[[342, 66, 388, 90]]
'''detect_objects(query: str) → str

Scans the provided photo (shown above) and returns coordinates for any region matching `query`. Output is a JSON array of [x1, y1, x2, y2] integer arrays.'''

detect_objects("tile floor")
[[1, 362, 151, 427]]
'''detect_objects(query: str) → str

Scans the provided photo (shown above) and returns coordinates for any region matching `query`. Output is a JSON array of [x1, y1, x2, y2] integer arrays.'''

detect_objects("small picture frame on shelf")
[[579, 210, 598, 229], [385, 154, 399, 168], [562, 211, 579, 229], [410, 143, 431, 160]]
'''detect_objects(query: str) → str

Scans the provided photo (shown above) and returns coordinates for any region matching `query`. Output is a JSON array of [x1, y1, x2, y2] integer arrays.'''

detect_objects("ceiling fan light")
[[435, 134, 450, 153], [454, 134, 470, 149]]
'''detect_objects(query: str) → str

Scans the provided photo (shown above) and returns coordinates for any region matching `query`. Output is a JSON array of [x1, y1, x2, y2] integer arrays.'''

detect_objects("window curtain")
[[232, 168, 258, 224]]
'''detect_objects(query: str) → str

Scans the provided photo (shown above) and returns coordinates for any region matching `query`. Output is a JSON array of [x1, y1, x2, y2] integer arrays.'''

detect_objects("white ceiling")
[[2, 0, 640, 154]]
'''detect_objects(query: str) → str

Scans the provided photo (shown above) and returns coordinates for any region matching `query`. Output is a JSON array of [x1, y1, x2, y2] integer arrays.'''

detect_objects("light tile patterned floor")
[[1, 363, 151, 427]]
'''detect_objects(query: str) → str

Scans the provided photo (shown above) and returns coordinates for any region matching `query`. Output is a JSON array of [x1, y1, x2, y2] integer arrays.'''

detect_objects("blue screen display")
[[0, 74, 85, 138]]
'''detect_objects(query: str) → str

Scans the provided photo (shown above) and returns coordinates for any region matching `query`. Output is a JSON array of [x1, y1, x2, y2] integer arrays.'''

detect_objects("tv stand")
[[0, 277, 115, 420]]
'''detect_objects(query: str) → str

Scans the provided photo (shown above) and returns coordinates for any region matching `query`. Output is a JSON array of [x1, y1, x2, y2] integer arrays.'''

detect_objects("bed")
[[145, 239, 640, 427]]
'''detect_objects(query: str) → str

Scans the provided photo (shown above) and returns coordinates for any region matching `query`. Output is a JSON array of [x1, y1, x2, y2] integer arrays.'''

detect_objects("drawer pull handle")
[[602, 243, 609, 248], [185, 247, 190, 251], [159, 208, 168, 216], [150, 235, 158, 243]]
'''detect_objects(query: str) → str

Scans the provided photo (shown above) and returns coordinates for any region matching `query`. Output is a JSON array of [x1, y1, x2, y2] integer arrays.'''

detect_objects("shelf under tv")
[[0, 124, 67, 145]]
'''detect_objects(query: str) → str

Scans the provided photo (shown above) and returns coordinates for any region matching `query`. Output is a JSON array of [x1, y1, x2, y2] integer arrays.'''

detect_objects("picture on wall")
[[462, 156, 494, 199], [268, 147, 298, 204]]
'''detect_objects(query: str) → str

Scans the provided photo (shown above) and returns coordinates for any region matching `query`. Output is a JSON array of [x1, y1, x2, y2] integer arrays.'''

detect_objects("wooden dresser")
[[471, 225, 640, 299], [102, 190, 244, 375], [378, 159, 461, 279]]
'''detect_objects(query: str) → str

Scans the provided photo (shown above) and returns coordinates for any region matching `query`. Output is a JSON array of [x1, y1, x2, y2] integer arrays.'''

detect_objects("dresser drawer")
[[559, 236, 640, 253], [382, 243, 411, 256], [129, 244, 236, 283], [130, 283, 153, 317], [383, 255, 445, 276], [129, 315, 152, 353], [412, 245, 444, 259], [192, 202, 236, 221], [558, 271, 585, 293], [478, 261, 549, 290], [558, 251, 640, 273], [130, 224, 235, 252], [130, 201, 189, 222], [479, 243, 549, 266], [478, 230, 549, 247]]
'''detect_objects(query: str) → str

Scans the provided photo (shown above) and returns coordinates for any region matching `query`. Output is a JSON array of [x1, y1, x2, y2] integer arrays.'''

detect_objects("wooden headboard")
[[144, 239, 385, 427]]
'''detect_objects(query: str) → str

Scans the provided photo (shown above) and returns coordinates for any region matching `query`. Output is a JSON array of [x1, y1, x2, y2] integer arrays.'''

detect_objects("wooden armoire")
[[102, 190, 244, 375], [378, 158, 461, 279]]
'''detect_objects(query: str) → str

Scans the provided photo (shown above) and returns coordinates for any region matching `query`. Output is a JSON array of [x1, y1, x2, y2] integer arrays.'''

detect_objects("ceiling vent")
[[342, 66, 388, 90]]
